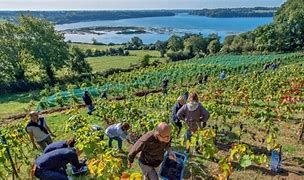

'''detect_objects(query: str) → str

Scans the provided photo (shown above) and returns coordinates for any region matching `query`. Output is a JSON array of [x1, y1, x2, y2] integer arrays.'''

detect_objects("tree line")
[[220, 0, 304, 53], [0, 10, 175, 24], [190, 7, 277, 18]]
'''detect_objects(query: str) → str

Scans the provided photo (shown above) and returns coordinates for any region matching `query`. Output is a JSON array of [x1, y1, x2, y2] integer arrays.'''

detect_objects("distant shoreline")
[[0, 7, 277, 25]]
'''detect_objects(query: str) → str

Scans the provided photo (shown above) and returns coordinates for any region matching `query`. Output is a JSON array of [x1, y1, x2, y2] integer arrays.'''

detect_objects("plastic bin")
[[159, 151, 187, 180], [72, 165, 88, 176]]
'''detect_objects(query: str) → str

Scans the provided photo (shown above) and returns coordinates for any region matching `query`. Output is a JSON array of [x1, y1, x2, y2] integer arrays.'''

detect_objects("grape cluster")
[[160, 159, 183, 180]]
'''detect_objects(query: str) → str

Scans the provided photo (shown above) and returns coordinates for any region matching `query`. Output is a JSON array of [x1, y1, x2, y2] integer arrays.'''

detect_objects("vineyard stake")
[[1, 135, 19, 179]]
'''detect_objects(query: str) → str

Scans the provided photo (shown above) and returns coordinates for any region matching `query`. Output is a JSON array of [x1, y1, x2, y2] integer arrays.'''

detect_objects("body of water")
[[55, 13, 273, 44]]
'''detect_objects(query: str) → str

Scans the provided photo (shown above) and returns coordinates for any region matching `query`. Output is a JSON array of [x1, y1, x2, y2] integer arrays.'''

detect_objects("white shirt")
[[26, 118, 49, 142], [105, 123, 128, 139]]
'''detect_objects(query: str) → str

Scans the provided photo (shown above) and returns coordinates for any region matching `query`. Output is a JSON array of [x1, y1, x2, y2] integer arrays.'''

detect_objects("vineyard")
[[0, 53, 304, 179]]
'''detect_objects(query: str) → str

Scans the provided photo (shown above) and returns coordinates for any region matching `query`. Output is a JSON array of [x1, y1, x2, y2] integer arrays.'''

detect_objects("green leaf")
[[240, 155, 252, 168]]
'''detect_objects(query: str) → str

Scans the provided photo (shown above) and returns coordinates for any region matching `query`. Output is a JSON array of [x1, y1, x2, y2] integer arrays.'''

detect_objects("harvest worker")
[[105, 122, 132, 152], [82, 90, 94, 115], [162, 78, 169, 94], [26, 111, 56, 150], [33, 148, 85, 180], [128, 122, 177, 180], [44, 138, 76, 154], [183, 91, 189, 101], [220, 71, 226, 80], [171, 96, 186, 137], [176, 92, 210, 153], [100, 90, 108, 100]]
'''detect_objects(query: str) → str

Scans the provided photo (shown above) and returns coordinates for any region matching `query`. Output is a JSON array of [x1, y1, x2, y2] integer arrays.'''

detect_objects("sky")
[[0, 0, 286, 10]]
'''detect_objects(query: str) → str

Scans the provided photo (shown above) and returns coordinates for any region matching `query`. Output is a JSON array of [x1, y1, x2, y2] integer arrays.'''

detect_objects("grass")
[[87, 54, 165, 72], [129, 50, 161, 57], [70, 43, 121, 51], [71, 43, 166, 72], [0, 91, 40, 119], [87, 56, 141, 72]]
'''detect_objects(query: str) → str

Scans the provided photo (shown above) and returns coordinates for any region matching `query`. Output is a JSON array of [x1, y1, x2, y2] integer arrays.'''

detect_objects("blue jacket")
[[82, 94, 92, 105], [44, 141, 67, 154], [35, 148, 82, 170], [172, 103, 183, 122]]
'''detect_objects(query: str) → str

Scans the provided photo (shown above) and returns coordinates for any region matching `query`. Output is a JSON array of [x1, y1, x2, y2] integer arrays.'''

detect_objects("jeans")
[[108, 136, 123, 150], [138, 161, 159, 180], [37, 136, 53, 150], [186, 129, 192, 141], [87, 104, 94, 115], [174, 121, 182, 137], [35, 168, 68, 180]]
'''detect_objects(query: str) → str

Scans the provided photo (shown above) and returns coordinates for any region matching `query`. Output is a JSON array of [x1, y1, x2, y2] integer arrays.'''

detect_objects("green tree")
[[207, 39, 221, 54], [140, 54, 150, 67], [0, 22, 27, 82], [184, 35, 208, 55], [167, 35, 184, 51], [274, 0, 304, 51], [220, 35, 235, 53], [19, 15, 69, 84], [207, 33, 220, 43], [69, 47, 92, 74], [230, 35, 246, 53], [155, 40, 167, 57], [131, 36, 143, 48]]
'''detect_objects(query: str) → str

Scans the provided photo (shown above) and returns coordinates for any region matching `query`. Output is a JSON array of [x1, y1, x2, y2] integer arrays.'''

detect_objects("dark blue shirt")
[[44, 141, 67, 154], [172, 103, 183, 122], [83, 94, 92, 105], [35, 148, 82, 170]]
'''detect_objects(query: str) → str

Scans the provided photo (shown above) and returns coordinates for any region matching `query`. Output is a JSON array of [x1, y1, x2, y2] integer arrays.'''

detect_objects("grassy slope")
[[0, 91, 40, 119], [71, 43, 165, 72], [87, 56, 140, 72]]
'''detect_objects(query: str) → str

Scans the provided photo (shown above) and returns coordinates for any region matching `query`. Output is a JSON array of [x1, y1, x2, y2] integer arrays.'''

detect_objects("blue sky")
[[0, 0, 286, 10]]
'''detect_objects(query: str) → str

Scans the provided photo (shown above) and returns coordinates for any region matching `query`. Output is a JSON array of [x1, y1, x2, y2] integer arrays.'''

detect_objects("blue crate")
[[159, 151, 187, 180], [72, 165, 88, 176], [270, 150, 282, 173]]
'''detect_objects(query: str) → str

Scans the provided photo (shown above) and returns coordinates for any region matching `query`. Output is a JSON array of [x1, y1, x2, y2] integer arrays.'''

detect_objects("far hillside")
[[190, 7, 277, 17]]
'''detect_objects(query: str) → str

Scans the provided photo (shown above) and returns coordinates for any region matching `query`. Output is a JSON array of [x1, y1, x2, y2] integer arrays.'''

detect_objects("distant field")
[[87, 56, 141, 71], [129, 50, 161, 57], [70, 43, 165, 72], [87, 55, 165, 72], [0, 91, 39, 119], [70, 43, 121, 51]]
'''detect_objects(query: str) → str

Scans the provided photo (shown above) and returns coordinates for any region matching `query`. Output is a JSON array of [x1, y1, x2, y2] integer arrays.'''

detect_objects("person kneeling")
[[33, 148, 85, 180], [44, 138, 76, 154]]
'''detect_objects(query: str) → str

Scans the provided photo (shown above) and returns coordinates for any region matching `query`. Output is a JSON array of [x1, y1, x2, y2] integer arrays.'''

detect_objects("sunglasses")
[[158, 133, 170, 139]]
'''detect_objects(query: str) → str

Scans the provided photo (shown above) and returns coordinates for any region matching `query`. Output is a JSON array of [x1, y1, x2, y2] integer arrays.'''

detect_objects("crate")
[[159, 151, 187, 180], [72, 165, 88, 176]]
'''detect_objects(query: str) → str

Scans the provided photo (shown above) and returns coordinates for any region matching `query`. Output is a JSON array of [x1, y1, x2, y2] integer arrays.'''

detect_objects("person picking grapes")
[[128, 122, 176, 180], [176, 92, 210, 153], [26, 111, 56, 150], [105, 122, 132, 152]]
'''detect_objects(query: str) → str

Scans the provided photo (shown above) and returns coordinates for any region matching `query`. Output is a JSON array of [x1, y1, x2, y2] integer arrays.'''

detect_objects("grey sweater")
[[176, 102, 210, 132]]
